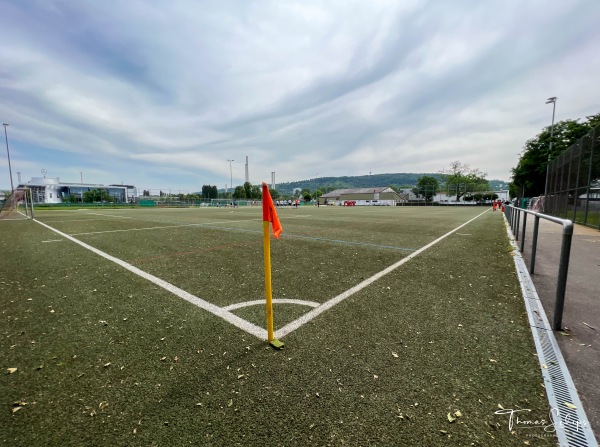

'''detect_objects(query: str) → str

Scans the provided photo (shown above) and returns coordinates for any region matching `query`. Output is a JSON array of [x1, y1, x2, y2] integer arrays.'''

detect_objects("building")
[[319, 187, 404, 206], [17, 177, 138, 204]]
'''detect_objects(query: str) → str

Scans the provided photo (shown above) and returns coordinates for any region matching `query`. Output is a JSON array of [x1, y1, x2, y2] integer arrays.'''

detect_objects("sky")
[[1, 0, 599, 193]]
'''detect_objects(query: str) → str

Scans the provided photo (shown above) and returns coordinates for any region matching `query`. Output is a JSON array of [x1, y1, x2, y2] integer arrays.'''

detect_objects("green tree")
[[201, 185, 218, 199], [441, 161, 488, 201], [511, 114, 599, 197], [233, 186, 245, 199], [415, 175, 439, 202], [269, 188, 279, 200], [250, 185, 261, 199], [83, 188, 113, 203], [243, 182, 252, 199]]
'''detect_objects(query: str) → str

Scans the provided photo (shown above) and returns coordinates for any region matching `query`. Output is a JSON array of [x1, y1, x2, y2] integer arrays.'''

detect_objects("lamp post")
[[227, 159, 234, 196], [543, 97, 557, 208], [3, 123, 14, 193]]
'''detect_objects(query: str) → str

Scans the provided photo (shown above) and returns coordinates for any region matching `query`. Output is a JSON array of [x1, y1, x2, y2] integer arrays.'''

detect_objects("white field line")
[[275, 209, 490, 338], [71, 223, 203, 235], [32, 219, 268, 340], [68, 215, 311, 236], [42, 239, 63, 243], [70, 219, 259, 236], [86, 212, 132, 219], [223, 299, 319, 311]]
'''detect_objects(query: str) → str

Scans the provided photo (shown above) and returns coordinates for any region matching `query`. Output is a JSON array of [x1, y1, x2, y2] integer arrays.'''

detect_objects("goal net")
[[0, 189, 31, 220]]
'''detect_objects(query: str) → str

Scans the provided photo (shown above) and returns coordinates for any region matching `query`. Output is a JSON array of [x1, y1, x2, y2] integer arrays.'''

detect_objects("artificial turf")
[[1, 207, 557, 445]]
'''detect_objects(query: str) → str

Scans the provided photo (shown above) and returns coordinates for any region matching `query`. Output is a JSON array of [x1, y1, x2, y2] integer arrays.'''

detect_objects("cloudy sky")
[[1, 0, 599, 193]]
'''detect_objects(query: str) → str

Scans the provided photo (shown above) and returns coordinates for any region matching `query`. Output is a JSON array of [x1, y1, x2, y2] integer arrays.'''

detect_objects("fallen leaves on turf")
[[447, 410, 463, 423]]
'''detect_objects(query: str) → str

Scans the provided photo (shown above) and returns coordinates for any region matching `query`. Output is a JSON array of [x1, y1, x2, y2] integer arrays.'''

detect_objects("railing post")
[[515, 208, 521, 240], [530, 216, 540, 274], [552, 222, 574, 330], [520, 212, 527, 252]]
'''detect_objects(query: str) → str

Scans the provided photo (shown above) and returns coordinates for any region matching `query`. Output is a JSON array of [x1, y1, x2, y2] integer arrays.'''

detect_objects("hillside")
[[274, 173, 508, 195]]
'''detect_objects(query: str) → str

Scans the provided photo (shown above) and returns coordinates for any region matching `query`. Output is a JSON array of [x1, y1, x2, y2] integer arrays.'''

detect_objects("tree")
[[441, 161, 488, 201], [269, 188, 279, 200], [303, 192, 312, 202], [243, 182, 252, 199], [233, 186, 245, 199], [511, 114, 600, 197], [415, 176, 439, 202], [201, 185, 218, 199], [83, 188, 113, 203]]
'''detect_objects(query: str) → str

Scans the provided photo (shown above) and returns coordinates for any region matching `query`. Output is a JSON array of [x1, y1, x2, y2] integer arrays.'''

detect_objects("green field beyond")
[[1, 206, 556, 446]]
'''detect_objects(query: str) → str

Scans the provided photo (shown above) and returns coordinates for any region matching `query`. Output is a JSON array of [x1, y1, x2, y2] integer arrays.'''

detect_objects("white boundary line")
[[32, 218, 268, 340], [275, 209, 490, 338]]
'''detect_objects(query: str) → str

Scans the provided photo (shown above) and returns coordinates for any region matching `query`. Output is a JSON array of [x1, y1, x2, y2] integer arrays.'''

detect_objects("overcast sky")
[[1, 0, 599, 193]]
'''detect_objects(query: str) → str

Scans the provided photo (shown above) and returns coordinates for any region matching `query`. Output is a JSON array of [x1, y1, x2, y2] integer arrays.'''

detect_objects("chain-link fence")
[[544, 124, 600, 229]]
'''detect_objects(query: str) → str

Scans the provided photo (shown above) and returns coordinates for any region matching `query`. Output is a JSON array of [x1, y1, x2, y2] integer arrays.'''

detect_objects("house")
[[318, 187, 404, 206]]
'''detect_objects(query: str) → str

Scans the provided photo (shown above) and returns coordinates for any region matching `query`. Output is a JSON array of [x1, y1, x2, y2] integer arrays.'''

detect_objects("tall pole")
[[3, 124, 14, 192], [543, 97, 557, 208], [227, 159, 234, 196]]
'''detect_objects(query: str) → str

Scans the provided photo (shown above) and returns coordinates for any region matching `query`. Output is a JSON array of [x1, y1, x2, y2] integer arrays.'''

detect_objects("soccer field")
[[1, 206, 557, 446]]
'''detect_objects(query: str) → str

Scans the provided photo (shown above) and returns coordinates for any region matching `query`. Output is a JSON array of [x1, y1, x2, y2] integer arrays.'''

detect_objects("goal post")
[[0, 189, 32, 220]]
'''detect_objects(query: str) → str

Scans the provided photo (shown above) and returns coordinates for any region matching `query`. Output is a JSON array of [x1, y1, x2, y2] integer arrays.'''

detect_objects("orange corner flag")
[[262, 183, 282, 239]]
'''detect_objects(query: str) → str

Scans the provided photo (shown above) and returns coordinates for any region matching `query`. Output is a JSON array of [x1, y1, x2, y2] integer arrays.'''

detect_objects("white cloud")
[[1, 0, 599, 191]]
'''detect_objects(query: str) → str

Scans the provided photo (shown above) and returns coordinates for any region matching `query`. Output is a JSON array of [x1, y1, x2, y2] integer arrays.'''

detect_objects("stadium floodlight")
[[543, 97, 557, 208], [227, 159, 234, 194], [3, 123, 14, 193]]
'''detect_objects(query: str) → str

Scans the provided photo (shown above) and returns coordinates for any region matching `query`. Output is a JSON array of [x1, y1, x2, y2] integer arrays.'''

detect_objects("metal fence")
[[544, 124, 600, 228]]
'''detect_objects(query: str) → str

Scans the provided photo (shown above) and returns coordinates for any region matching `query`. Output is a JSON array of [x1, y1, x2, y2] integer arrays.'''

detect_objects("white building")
[[18, 177, 138, 204]]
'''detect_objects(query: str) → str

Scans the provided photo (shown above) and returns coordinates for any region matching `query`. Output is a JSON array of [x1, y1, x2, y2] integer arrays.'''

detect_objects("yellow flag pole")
[[263, 220, 274, 341], [263, 220, 284, 349]]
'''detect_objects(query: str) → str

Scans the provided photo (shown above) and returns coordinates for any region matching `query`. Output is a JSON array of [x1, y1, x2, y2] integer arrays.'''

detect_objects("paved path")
[[519, 218, 600, 442]]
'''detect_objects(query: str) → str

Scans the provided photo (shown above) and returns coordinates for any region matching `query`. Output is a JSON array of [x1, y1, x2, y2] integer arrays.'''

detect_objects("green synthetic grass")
[[1, 207, 557, 446]]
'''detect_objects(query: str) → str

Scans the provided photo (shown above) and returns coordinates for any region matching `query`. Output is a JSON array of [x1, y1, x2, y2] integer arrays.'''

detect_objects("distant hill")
[[274, 173, 508, 195]]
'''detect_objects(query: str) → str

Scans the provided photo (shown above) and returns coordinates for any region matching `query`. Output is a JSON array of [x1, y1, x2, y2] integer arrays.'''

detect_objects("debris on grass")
[[447, 410, 462, 423], [7, 367, 18, 374], [583, 322, 596, 330]]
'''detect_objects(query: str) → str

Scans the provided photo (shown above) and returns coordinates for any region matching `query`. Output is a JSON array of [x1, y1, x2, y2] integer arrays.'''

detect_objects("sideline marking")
[[86, 212, 132, 219], [42, 239, 63, 243], [275, 209, 490, 338], [71, 223, 202, 235], [32, 219, 267, 340], [223, 299, 319, 311], [66, 217, 417, 252]]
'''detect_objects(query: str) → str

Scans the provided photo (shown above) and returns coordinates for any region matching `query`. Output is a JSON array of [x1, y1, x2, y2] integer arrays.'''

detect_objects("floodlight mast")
[[543, 97, 557, 209], [227, 159, 234, 195], [3, 123, 14, 193]]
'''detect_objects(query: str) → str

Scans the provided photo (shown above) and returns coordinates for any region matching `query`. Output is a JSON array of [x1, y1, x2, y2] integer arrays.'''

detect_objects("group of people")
[[275, 199, 300, 208], [492, 200, 505, 212]]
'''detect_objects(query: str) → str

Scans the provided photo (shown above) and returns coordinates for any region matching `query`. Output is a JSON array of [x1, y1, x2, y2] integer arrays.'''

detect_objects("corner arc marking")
[[223, 299, 320, 311]]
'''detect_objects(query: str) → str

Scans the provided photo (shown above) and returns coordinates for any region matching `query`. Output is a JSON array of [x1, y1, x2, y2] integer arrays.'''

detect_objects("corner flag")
[[262, 183, 282, 239], [262, 183, 284, 349]]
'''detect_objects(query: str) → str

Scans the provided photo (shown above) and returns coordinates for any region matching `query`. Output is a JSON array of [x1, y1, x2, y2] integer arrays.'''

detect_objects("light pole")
[[227, 159, 234, 196], [543, 97, 557, 206], [3, 123, 14, 192]]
